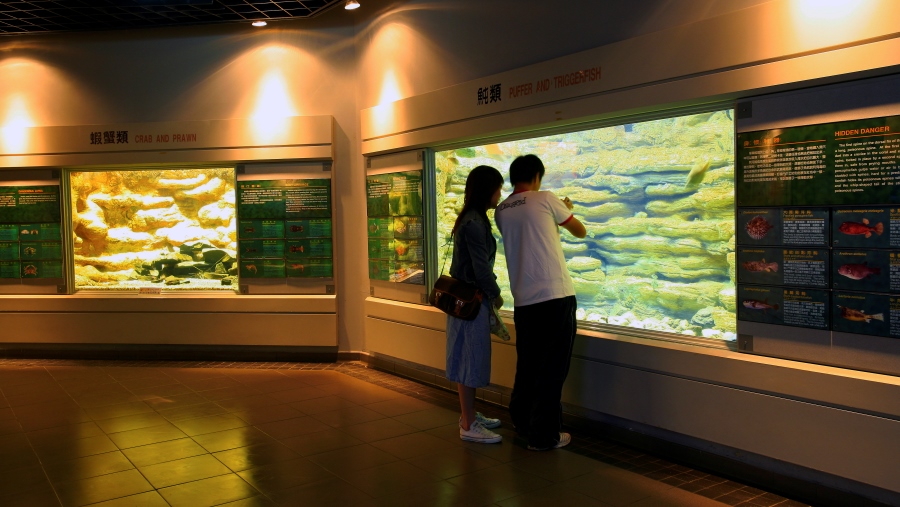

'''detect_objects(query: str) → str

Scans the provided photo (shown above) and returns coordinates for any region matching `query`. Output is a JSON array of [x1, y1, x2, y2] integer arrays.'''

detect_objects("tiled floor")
[[0, 359, 810, 507]]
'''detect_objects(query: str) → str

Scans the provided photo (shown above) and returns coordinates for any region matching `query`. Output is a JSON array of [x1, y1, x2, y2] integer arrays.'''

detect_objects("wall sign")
[[0, 185, 63, 281], [366, 170, 425, 285]]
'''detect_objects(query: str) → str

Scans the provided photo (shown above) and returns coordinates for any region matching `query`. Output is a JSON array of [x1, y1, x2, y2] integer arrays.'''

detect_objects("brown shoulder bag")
[[429, 275, 483, 320]]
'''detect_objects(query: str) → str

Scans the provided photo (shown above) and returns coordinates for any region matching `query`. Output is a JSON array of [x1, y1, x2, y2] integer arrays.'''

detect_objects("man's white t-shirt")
[[495, 190, 575, 307]]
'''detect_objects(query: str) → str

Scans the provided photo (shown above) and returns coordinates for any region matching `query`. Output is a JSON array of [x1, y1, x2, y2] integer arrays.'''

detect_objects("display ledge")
[[366, 296, 900, 421], [0, 293, 336, 313]]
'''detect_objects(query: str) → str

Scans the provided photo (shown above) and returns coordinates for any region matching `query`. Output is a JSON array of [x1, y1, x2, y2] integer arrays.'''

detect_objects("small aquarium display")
[[435, 110, 736, 340], [70, 167, 238, 291]]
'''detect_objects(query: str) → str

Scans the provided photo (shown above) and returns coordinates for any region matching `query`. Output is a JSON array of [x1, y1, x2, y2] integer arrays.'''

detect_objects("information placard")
[[369, 259, 425, 284], [240, 240, 285, 260], [0, 186, 61, 223], [18, 223, 61, 241], [737, 247, 829, 288], [366, 171, 423, 217], [239, 259, 285, 278], [0, 225, 18, 241], [285, 239, 332, 259], [286, 259, 333, 278], [831, 208, 890, 248], [20, 241, 62, 260], [21, 260, 62, 279], [366, 170, 426, 285], [285, 219, 332, 238], [831, 249, 893, 292], [0, 261, 19, 278], [238, 179, 331, 219], [238, 220, 285, 240], [832, 291, 898, 339], [0, 242, 18, 260]]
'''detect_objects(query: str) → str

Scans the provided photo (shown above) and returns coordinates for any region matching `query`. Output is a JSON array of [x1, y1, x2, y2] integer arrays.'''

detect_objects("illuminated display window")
[[70, 167, 237, 291], [435, 110, 736, 340]]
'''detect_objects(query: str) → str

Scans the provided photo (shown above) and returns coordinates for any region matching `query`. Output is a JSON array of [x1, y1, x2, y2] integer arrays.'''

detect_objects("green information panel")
[[368, 259, 425, 284], [0, 186, 61, 223], [737, 115, 900, 207], [239, 259, 285, 278], [368, 239, 425, 262], [18, 223, 61, 241], [239, 220, 285, 239], [285, 239, 332, 260], [286, 259, 333, 278], [367, 216, 424, 239], [285, 219, 332, 238], [238, 179, 331, 219], [0, 242, 18, 260], [20, 241, 62, 260], [240, 240, 285, 259], [21, 260, 62, 279], [0, 225, 17, 241], [366, 171, 423, 217], [0, 261, 18, 278]]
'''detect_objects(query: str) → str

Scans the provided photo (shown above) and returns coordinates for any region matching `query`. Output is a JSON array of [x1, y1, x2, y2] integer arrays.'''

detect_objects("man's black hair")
[[509, 154, 545, 185]]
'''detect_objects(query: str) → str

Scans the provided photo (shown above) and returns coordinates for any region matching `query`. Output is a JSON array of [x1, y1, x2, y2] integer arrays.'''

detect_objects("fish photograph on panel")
[[832, 208, 890, 248]]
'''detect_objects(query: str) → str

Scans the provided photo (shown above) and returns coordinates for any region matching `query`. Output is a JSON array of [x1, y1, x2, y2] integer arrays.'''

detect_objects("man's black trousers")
[[509, 295, 577, 449]]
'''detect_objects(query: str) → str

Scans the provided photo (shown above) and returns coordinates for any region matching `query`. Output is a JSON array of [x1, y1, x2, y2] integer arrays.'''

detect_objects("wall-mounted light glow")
[[788, 0, 876, 48], [345, 0, 360, 10], [250, 69, 298, 143], [1, 95, 34, 154], [252, 20, 267, 27]]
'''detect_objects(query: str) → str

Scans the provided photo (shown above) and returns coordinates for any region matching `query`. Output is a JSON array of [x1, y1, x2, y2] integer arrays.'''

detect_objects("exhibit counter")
[[0, 115, 341, 354]]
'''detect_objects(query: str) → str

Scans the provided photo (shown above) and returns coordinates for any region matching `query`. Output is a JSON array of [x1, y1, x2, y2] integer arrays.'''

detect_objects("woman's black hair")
[[452, 165, 504, 235]]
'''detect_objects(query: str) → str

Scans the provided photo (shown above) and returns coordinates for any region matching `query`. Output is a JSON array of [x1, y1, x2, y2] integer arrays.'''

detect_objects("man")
[[494, 154, 586, 451]]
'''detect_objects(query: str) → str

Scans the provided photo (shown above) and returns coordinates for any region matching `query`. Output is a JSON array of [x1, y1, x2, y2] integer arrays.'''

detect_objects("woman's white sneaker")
[[459, 412, 502, 430], [460, 420, 502, 443]]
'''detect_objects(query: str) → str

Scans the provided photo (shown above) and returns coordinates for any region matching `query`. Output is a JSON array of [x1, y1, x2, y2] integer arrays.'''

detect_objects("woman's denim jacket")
[[449, 210, 501, 300]]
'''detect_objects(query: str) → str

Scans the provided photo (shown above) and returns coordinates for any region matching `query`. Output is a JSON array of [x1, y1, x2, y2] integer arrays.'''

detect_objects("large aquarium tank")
[[435, 110, 736, 341], [70, 167, 238, 291]]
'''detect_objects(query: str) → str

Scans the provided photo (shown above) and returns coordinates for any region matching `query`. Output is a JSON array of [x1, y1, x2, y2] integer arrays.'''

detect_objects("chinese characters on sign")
[[90, 131, 128, 145], [477, 84, 502, 105]]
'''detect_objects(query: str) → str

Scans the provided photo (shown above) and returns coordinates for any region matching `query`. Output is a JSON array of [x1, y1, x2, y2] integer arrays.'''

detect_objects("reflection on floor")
[[0, 359, 810, 507]]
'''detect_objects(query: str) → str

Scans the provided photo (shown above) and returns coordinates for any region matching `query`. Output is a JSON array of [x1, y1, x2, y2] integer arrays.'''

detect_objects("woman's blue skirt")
[[445, 298, 492, 388]]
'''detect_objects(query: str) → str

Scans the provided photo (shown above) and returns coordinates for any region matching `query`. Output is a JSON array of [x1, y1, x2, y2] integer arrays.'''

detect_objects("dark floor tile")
[[507, 448, 608, 482], [138, 454, 232, 489], [563, 465, 673, 506], [32, 433, 120, 463], [26, 421, 105, 445], [237, 457, 336, 495], [405, 445, 502, 480], [254, 415, 331, 440], [393, 406, 461, 430], [717, 489, 765, 506], [695, 481, 745, 500], [340, 417, 419, 443], [0, 464, 53, 497], [199, 385, 261, 402], [219, 496, 278, 507], [170, 413, 249, 436], [54, 469, 153, 507], [143, 392, 209, 411], [0, 480, 62, 507], [266, 386, 329, 404], [122, 437, 209, 467], [289, 394, 358, 415], [158, 472, 261, 507], [215, 394, 282, 413], [281, 427, 364, 456], [44, 450, 134, 483], [364, 396, 436, 417], [311, 405, 387, 428], [447, 463, 553, 504], [214, 440, 300, 472], [336, 459, 441, 498], [265, 475, 375, 506], [0, 417, 23, 436], [87, 490, 170, 506], [128, 383, 195, 400], [191, 426, 278, 453], [5, 388, 72, 408], [679, 476, 728, 493], [84, 401, 154, 422], [106, 422, 187, 449], [308, 443, 399, 474], [278, 370, 346, 386], [497, 482, 611, 507], [95, 412, 169, 434], [371, 431, 459, 460], [232, 404, 305, 426], [181, 376, 243, 392]]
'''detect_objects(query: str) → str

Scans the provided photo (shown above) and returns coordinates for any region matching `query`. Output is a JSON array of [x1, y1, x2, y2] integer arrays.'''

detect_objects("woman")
[[446, 165, 505, 444]]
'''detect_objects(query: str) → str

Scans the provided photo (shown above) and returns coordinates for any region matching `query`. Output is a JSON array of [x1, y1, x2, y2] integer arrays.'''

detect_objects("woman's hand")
[[493, 295, 504, 309]]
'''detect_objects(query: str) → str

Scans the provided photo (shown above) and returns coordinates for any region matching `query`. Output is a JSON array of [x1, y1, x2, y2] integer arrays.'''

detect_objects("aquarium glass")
[[435, 110, 737, 340], [71, 167, 238, 291]]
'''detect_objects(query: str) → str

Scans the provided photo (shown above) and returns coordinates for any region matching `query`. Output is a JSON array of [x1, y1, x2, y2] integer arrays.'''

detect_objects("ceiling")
[[0, 0, 346, 36]]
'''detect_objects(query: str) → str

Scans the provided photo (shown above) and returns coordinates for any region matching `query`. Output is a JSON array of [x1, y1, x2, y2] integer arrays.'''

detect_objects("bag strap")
[[439, 233, 453, 277]]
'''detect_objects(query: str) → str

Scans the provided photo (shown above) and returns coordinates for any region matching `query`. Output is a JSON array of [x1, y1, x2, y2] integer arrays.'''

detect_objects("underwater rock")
[[575, 173, 643, 195], [182, 177, 226, 202], [719, 287, 736, 310], [577, 268, 607, 282], [573, 202, 632, 222], [198, 201, 234, 227], [105, 227, 159, 253], [91, 193, 174, 211], [591, 235, 708, 257], [644, 183, 694, 197], [691, 307, 717, 327], [130, 205, 185, 232], [576, 308, 586, 320], [607, 260, 725, 280], [645, 184, 734, 218], [567, 256, 603, 272], [726, 252, 736, 284], [156, 222, 216, 246], [588, 217, 734, 242], [158, 173, 207, 189], [560, 242, 589, 255], [710, 306, 737, 333]]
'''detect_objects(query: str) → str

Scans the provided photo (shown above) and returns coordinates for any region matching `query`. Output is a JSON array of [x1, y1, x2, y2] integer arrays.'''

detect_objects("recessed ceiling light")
[[252, 20, 267, 27], [345, 0, 360, 10]]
